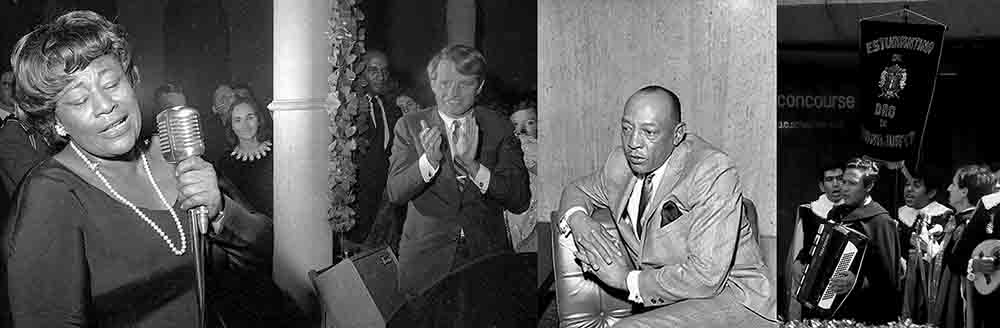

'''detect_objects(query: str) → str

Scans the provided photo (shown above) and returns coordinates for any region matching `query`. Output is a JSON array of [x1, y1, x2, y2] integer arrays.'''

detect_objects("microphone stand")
[[190, 207, 208, 328]]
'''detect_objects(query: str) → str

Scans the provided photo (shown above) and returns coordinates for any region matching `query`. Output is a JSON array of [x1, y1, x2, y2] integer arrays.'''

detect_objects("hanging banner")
[[858, 20, 945, 162]]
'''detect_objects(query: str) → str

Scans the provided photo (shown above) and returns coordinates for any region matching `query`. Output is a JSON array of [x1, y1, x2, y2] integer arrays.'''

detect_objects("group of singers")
[[787, 157, 1000, 328]]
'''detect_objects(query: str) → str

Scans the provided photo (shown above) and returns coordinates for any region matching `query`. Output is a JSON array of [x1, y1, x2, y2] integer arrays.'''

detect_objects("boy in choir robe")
[[899, 166, 952, 323], [786, 161, 844, 320]]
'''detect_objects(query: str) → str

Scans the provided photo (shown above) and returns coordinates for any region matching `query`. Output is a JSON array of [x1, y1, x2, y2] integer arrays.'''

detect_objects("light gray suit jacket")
[[559, 134, 774, 320]]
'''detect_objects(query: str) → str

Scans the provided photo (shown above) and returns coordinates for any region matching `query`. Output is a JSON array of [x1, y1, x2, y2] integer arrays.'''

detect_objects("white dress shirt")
[[366, 95, 391, 150], [416, 109, 491, 193], [560, 158, 671, 304]]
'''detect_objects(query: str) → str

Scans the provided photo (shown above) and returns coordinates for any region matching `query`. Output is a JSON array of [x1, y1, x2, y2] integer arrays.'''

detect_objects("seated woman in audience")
[[217, 97, 273, 218], [505, 106, 537, 252], [1, 11, 302, 327]]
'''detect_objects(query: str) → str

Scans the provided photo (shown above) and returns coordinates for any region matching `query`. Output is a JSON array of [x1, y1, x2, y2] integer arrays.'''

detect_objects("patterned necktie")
[[636, 173, 654, 238], [452, 120, 466, 191]]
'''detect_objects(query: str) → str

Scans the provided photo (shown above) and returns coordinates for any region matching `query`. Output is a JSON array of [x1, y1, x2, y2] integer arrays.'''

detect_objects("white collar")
[[810, 194, 843, 219], [898, 201, 950, 227], [983, 192, 1000, 210], [626, 156, 670, 222], [437, 109, 474, 133]]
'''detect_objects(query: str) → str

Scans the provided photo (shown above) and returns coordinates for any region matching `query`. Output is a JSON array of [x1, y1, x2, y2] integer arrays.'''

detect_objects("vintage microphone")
[[156, 105, 208, 328]]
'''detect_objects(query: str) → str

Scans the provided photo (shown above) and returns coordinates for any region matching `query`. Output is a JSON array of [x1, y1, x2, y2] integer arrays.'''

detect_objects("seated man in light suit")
[[557, 86, 775, 327]]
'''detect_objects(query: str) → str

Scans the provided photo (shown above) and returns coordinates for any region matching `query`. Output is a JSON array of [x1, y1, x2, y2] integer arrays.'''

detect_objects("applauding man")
[[385, 45, 531, 325]]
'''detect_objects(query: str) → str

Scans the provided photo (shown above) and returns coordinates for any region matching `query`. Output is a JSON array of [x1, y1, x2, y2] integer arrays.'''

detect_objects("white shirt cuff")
[[473, 164, 491, 193], [627, 270, 643, 303], [418, 153, 439, 182], [559, 206, 588, 236]]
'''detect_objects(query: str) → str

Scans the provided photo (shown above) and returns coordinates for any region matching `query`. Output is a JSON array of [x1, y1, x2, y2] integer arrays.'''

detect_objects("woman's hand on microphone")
[[175, 156, 222, 233]]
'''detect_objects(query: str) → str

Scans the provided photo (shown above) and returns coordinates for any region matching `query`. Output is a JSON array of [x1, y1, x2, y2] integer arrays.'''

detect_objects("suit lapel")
[[615, 175, 642, 258], [637, 141, 690, 254]]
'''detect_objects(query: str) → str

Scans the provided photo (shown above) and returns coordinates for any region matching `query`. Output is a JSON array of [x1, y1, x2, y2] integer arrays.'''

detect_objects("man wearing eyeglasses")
[[786, 161, 845, 319], [351, 50, 407, 247]]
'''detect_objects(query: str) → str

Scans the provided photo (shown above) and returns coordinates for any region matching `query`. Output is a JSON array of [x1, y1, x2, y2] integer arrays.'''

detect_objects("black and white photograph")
[[779, 1, 1000, 328], [0, 0, 536, 327], [537, 1, 777, 327]]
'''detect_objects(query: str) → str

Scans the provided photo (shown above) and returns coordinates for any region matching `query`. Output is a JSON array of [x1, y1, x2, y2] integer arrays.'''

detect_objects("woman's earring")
[[55, 124, 68, 137]]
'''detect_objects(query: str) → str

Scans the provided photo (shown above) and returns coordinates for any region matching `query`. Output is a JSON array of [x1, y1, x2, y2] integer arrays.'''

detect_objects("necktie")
[[371, 96, 386, 149], [452, 120, 466, 191], [636, 173, 654, 238]]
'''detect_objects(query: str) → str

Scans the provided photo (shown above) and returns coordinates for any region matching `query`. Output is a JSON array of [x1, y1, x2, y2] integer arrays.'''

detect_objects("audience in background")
[[213, 84, 237, 122], [153, 82, 187, 110], [218, 96, 274, 218], [354, 50, 406, 252], [0, 71, 15, 119], [506, 106, 537, 253]]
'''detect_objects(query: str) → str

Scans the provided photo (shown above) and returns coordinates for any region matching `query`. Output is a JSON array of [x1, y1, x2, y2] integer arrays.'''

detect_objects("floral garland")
[[326, 0, 365, 233]]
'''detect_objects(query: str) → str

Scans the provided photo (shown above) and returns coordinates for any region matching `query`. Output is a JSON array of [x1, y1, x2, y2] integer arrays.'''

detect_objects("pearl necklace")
[[69, 142, 187, 256]]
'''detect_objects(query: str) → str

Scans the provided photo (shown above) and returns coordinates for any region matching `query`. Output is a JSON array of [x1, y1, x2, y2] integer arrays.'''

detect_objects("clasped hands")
[[567, 211, 631, 290], [419, 120, 480, 175]]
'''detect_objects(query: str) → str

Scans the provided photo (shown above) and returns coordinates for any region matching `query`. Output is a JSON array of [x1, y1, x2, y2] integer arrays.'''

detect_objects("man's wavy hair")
[[10, 10, 138, 146], [426, 44, 486, 82], [845, 157, 880, 188], [955, 164, 997, 205]]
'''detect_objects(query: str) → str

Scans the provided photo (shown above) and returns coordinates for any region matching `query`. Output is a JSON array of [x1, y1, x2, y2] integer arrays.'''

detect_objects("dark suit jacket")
[[386, 107, 530, 295], [559, 134, 774, 320], [351, 93, 404, 242], [827, 201, 900, 324], [0, 117, 52, 218]]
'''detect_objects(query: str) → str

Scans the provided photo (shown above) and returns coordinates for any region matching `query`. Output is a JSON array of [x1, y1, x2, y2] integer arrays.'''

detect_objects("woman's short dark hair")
[[955, 164, 996, 205], [9, 10, 136, 148], [224, 96, 272, 147]]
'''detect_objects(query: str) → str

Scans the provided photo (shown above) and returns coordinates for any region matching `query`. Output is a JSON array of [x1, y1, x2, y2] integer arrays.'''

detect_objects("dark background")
[[777, 0, 1000, 318]]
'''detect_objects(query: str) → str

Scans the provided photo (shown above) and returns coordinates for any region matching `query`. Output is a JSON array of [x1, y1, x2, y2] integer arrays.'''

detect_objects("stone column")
[[446, 0, 476, 46], [270, 0, 333, 315]]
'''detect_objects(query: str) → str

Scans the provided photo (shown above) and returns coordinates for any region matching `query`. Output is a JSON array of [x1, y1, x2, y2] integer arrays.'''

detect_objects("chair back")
[[550, 210, 633, 328]]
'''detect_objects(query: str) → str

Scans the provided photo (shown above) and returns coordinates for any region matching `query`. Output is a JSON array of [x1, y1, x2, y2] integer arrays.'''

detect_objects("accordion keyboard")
[[818, 242, 858, 309]]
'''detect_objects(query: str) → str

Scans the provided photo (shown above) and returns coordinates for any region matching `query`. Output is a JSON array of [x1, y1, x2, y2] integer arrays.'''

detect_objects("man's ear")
[[476, 79, 485, 95], [928, 189, 938, 200], [672, 122, 687, 146]]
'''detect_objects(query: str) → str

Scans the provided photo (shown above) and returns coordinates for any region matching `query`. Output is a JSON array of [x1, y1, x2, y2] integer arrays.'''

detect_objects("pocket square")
[[660, 201, 683, 228]]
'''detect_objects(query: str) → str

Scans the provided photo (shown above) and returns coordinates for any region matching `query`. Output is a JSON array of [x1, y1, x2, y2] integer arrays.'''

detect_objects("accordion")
[[794, 214, 869, 317]]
